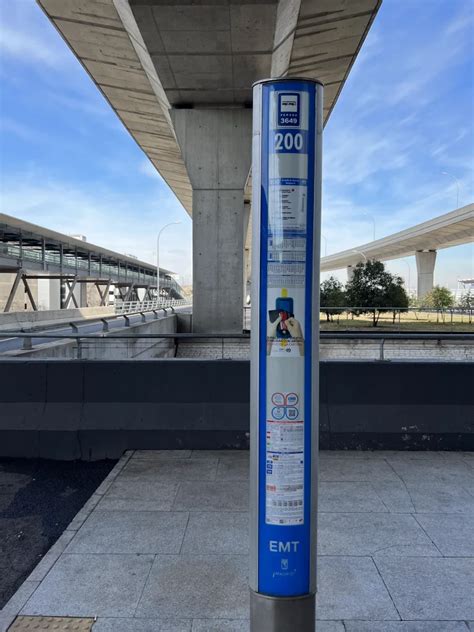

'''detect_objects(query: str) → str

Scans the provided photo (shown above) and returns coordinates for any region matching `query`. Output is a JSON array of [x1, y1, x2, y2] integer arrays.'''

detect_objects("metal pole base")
[[250, 590, 315, 632]]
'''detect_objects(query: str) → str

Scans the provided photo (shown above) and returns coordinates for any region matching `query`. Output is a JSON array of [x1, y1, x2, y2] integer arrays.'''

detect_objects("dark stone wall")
[[0, 360, 472, 459]]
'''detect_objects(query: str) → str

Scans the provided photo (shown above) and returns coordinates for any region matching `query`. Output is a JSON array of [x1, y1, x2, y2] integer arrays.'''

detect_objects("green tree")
[[386, 280, 410, 323], [320, 276, 346, 322], [421, 286, 454, 310], [457, 291, 473, 324], [346, 260, 409, 327], [457, 290, 472, 311]]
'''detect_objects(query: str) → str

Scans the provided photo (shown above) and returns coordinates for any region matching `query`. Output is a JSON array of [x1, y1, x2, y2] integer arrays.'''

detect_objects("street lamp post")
[[441, 172, 460, 208], [157, 222, 181, 302]]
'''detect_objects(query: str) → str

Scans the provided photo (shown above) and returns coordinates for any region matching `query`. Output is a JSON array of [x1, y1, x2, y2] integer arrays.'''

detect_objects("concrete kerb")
[[0, 451, 134, 630], [0, 582, 41, 632]]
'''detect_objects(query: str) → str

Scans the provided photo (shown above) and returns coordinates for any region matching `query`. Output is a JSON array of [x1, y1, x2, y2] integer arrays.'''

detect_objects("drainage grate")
[[8, 617, 94, 631]]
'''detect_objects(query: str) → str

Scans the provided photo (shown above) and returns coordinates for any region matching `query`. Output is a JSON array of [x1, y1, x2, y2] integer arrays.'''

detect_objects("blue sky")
[[0, 0, 472, 289]]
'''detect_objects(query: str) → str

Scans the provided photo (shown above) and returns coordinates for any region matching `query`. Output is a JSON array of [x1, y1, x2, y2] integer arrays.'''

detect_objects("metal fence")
[[243, 305, 474, 330], [115, 298, 192, 314], [0, 330, 472, 361]]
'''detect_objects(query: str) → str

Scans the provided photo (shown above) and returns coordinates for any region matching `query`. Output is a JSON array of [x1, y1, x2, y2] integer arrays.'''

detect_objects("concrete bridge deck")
[[1, 449, 473, 631]]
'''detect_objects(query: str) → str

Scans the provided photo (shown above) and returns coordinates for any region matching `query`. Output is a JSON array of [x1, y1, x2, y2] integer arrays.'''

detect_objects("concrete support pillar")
[[80, 283, 88, 307], [347, 265, 355, 282], [172, 108, 252, 333], [49, 279, 61, 310], [415, 250, 436, 298]]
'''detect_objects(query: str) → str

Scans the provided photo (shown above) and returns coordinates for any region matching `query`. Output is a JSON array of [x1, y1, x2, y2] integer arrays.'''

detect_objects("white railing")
[[114, 298, 191, 315]]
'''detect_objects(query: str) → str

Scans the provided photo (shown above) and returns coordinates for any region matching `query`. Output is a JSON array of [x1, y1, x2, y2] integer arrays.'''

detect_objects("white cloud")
[[323, 125, 416, 186], [0, 117, 47, 143], [0, 173, 193, 280], [446, 4, 474, 36], [0, 23, 60, 67]]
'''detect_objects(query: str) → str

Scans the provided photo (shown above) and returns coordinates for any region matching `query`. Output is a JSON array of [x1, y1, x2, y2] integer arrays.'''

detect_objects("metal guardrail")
[[318, 306, 473, 318], [115, 299, 191, 314], [320, 332, 474, 361], [0, 331, 472, 360]]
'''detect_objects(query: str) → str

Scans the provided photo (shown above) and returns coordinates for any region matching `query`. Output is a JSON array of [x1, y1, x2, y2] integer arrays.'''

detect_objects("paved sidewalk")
[[1, 450, 474, 631]]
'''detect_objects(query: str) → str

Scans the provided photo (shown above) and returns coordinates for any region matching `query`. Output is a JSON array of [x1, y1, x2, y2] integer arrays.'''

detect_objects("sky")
[[0, 0, 473, 290]]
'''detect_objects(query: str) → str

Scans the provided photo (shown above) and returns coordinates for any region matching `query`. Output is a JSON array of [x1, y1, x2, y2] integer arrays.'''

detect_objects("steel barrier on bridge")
[[115, 298, 191, 314]]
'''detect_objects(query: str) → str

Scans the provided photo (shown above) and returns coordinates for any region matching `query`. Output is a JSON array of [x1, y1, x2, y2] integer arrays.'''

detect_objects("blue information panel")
[[257, 80, 317, 597]]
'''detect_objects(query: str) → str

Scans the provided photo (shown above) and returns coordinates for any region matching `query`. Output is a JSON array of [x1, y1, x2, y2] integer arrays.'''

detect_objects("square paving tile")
[[386, 457, 474, 486], [216, 458, 249, 481], [319, 457, 399, 482], [318, 513, 439, 557], [370, 480, 416, 513], [319, 482, 388, 513], [191, 451, 247, 459], [407, 481, 474, 514], [92, 618, 192, 631], [21, 554, 154, 618], [383, 452, 448, 463], [136, 555, 249, 619], [173, 482, 249, 512], [344, 622, 469, 631], [100, 480, 179, 511], [7, 450, 474, 632], [123, 459, 218, 482], [315, 556, 399, 620], [0, 612, 16, 632], [320, 451, 386, 460], [133, 450, 192, 460], [28, 531, 76, 582], [66, 511, 189, 555], [314, 624, 348, 632], [191, 620, 249, 631], [415, 513, 474, 556], [181, 512, 248, 555], [375, 557, 474, 620]]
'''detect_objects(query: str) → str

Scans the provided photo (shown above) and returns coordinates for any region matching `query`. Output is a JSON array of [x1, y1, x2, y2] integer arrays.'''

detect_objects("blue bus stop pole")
[[250, 78, 323, 631]]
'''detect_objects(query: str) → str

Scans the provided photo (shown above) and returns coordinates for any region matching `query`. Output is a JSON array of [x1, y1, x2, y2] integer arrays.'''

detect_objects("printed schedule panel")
[[255, 80, 321, 598]]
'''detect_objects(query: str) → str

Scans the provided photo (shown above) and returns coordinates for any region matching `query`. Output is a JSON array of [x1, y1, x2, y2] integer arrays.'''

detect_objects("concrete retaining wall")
[[9, 315, 177, 360], [176, 339, 474, 361], [0, 360, 472, 459], [0, 306, 115, 331]]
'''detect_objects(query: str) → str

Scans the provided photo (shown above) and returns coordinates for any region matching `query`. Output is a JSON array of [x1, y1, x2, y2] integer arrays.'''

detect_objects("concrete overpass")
[[37, 0, 382, 332], [321, 204, 474, 296]]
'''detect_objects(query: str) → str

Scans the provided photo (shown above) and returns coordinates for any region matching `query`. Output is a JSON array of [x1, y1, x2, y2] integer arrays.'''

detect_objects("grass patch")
[[320, 310, 473, 332]]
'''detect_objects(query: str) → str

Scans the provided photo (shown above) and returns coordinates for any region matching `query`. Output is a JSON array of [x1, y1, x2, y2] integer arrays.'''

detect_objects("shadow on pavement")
[[0, 458, 116, 608]]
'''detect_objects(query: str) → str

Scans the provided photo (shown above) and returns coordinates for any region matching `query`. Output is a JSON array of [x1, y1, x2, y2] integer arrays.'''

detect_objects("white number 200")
[[274, 132, 303, 151]]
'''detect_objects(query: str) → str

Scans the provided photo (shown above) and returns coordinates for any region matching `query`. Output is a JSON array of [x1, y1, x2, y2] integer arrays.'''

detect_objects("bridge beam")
[[173, 108, 252, 333], [416, 250, 437, 298]]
